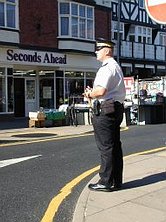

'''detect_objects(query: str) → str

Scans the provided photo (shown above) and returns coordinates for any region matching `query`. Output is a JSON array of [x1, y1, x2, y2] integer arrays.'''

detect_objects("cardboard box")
[[29, 111, 46, 120], [29, 119, 45, 128]]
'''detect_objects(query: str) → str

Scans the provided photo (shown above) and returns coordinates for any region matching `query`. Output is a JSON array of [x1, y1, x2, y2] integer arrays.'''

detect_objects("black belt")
[[100, 100, 122, 105], [114, 101, 123, 106]]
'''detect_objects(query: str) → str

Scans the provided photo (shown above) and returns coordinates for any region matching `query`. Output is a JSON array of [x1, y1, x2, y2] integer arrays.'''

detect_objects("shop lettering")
[[7, 49, 41, 63], [43, 53, 66, 64], [6, 49, 67, 64]]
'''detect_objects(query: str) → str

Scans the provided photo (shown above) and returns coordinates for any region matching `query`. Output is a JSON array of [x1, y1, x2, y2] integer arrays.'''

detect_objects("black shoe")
[[88, 183, 111, 192]]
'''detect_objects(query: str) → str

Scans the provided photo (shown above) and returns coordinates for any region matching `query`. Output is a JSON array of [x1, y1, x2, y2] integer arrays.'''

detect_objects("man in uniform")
[[84, 39, 126, 192]]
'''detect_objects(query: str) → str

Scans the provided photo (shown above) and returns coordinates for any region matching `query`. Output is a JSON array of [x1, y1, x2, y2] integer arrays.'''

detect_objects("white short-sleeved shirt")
[[93, 57, 126, 103]]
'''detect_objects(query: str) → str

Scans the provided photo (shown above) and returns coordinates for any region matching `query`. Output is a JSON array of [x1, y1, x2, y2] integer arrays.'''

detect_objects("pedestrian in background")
[[84, 39, 126, 192]]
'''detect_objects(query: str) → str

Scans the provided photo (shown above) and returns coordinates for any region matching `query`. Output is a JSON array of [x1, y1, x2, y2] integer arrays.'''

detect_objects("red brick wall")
[[19, 1, 112, 49], [95, 8, 112, 41], [19, 0, 58, 48]]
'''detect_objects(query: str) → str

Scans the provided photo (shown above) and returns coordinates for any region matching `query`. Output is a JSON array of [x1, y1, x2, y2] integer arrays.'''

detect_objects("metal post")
[[137, 75, 140, 125], [117, 0, 121, 64]]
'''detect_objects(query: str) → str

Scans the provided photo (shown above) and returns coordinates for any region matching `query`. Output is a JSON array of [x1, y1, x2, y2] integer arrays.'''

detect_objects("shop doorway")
[[14, 78, 25, 117], [25, 79, 36, 116]]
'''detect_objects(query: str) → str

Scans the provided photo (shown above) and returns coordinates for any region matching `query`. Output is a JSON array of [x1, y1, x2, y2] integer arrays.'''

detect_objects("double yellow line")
[[41, 146, 166, 222], [41, 165, 100, 222]]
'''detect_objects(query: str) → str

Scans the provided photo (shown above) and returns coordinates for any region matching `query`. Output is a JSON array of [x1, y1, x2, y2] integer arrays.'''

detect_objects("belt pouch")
[[101, 99, 115, 115], [93, 99, 100, 116]]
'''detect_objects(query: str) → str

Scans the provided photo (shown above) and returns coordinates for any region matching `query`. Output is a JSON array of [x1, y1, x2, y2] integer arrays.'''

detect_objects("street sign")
[[145, 0, 166, 24]]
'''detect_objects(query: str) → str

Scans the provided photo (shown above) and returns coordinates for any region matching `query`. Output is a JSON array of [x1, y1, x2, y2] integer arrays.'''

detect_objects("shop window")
[[0, 0, 17, 29], [122, 67, 132, 77], [7, 68, 14, 112], [8, 77, 14, 112], [63, 71, 95, 105], [86, 79, 93, 88], [59, 2, 94, 40], [65, 78, 84, 98], [85, 72, 95, 88], [64, 71, 84, 104], [39, 78, 54, 109], [86, 72, 95, 78], [55, 71, 64, 107], [56, 78, 64, 107], [0, 67, 13, 113], [26, 80, 35, 100], [56, 70, 64, 77], [0, 68, 6, 112], [65, 71, 84, 77]]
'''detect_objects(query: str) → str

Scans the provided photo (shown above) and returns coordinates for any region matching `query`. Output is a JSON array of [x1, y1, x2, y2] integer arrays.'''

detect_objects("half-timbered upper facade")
[[95, 0, 166, 78]]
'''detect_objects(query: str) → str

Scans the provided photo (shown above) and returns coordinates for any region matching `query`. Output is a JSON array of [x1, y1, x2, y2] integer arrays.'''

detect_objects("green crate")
[[45, 111, 65, 121]]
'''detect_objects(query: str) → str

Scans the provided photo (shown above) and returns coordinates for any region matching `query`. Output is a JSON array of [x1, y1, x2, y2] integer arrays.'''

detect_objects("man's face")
[[95, 47, 107, 62], [95, 46, 112, 62]]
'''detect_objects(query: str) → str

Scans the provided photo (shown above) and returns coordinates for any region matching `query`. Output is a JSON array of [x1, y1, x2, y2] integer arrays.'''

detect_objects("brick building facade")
[[0, 0, 111, 118]]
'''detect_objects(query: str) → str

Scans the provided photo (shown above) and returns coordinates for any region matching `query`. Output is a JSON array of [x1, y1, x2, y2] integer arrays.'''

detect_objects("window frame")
[[127, 25, 152, 44], [59, 1, 94, 41], [112, 21, 124, 41], [159, 32, 166, 46], [0, 0, 18, 29], [136, 26, 152, 44]]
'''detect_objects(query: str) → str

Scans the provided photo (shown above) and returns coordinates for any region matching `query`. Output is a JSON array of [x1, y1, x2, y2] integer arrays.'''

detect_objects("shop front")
[[0, 47, 98, 119], [124, 76, 166, 125], [137, 77, 166, 125]]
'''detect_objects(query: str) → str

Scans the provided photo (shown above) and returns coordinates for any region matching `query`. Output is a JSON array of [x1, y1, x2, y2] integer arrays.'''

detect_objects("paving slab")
[[73, 151, 166, 222]]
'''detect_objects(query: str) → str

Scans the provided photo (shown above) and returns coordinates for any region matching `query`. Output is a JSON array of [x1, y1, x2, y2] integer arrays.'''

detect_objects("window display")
[[0, 72, 6, 112], [124, 76, 166, 125], [40, 78, 54, 109], [0, 68, 13, 113], [64, 71, 95, 106]]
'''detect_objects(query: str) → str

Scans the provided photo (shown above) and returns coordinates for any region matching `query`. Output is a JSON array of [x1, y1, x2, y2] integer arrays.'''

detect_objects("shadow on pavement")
[[12, 133, 57, 138], [0, 117, 29, 130], [123, 171, 166, 190]]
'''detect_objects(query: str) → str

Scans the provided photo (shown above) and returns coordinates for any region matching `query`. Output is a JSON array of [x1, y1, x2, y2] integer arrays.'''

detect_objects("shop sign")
[[124, 77, 135, 96], [4, 49, 67, 66], [145, 0, 166, 24]]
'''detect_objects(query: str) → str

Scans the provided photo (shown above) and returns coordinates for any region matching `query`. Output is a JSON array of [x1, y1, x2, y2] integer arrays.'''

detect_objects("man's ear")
[[105, 48, 112, 56]]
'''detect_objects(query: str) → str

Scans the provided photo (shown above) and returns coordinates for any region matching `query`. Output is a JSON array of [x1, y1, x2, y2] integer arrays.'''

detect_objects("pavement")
[[73, 149, 166, 222], [0, 122, 94, 143], [0, 118, 166, 222]]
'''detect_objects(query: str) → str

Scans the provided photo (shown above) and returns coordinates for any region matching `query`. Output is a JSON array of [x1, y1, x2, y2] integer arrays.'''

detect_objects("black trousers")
[[92, 102, 124, 186]]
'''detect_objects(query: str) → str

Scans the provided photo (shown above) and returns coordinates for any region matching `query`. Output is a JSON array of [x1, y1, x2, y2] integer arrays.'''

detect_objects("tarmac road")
[[0, 122, 166, 222]]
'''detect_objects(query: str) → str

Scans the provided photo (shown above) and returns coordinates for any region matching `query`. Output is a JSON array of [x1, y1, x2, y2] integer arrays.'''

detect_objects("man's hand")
[[83, 86, 92, 98]]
